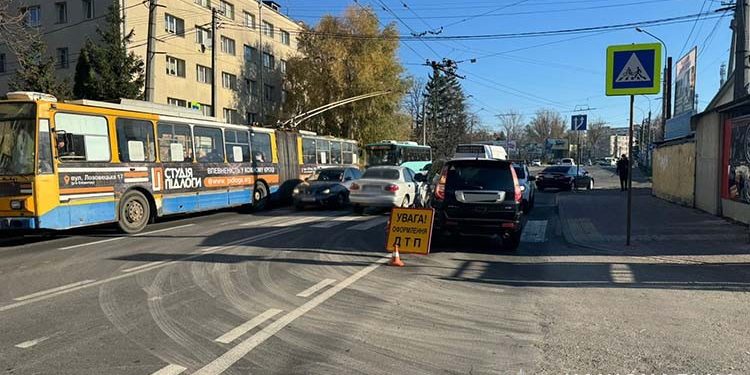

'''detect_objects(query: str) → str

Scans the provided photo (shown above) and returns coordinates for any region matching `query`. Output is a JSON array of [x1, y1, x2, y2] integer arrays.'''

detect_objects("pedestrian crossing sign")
[[606, 43, 661, 96]]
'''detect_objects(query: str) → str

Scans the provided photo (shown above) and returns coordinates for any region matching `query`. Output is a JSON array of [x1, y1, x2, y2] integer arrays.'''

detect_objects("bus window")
[[54, 112, 110, 162], [250, 132, 272, 163], [330, 141, 342, 164], [194, 126, 225, 163], [225, 129, 250, 163], [302, 137, 316, 164], [116, 118, 156, 162], [342, 143, 354, 165], [38, 119, 53, 174], [158, 122, 193, 162], [316, 139, 330, 164]]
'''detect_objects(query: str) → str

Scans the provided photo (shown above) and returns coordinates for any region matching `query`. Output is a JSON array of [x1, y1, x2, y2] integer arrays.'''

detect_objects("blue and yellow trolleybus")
[[364, 140, 431, 172], [0, 92, 357, 233]]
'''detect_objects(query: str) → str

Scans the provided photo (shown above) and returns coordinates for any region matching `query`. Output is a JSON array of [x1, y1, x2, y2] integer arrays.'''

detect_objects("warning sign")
[[385, 207, 435, 255]]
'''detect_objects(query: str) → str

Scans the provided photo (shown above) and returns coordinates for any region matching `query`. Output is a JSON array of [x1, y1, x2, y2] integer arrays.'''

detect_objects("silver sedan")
[[349, 166, 425, 214]]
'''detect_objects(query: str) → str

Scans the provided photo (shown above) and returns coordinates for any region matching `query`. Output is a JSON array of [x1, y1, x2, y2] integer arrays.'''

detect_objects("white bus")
[[453, 144, 508, 160]]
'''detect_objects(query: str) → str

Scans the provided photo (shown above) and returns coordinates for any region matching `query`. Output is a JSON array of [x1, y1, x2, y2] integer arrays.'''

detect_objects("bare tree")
[[0, 2, 33, 57], [497, 110, 525, 143], [586, 119, 609, 159], [403, 77, 426, 129], [525, 109, 566, 144]]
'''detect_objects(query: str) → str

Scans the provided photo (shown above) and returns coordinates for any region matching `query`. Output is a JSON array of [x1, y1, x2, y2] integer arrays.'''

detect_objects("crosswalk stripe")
[[348, 216, 388, 231], [311, 215, 371, 228]]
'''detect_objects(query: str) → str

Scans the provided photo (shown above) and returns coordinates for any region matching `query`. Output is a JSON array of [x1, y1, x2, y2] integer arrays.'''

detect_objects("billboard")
[[727, 119, 750, 204], [545, 138, 568, 151], [674, 47, 697, 116]]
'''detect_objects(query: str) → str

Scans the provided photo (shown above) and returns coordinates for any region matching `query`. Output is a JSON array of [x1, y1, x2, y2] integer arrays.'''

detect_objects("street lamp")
[[635, 27, 672, 140]]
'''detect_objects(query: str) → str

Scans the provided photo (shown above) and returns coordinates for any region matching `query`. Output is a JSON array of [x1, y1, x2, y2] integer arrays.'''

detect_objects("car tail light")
[[350, 183, 360, 191], [435, 167, 448, 201], [510, 167, 522, 203], [384, 184, 399, 192]]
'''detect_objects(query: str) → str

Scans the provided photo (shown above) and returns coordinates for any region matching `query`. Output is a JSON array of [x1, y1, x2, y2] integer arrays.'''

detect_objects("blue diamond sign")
[[606, 43, 662, 96]]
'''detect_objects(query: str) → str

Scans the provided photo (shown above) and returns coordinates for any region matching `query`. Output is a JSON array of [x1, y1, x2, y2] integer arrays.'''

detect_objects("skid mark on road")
[[14, 336, 51, 349], [215, 309, 283, 344]]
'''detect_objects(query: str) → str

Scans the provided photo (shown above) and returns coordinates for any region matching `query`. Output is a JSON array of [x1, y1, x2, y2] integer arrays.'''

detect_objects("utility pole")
[[211, 7, 218, 117], [144, 0, 158, 102], [257, 0, 265, 123], [734, 0, 749, 100], [421, 98, 427, 145]]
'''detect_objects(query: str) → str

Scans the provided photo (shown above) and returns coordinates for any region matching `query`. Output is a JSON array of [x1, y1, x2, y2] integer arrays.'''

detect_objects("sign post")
[[606, 43, 662, 246], [571, 114, 587, 178], [386, 207, 435, 255]]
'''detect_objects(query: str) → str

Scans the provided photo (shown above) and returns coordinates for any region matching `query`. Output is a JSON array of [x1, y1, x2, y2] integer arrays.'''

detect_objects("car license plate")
[[302, 197, 316, 202]]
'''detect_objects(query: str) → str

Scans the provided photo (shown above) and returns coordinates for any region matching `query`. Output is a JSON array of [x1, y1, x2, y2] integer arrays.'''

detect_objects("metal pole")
[[665, 56, 673, 120], [421, 99, 427, 145], [144, 0, 157, 102], [211, 7, 217, 117], [257, 1, 265, 123], [626, 95, 635, 246]]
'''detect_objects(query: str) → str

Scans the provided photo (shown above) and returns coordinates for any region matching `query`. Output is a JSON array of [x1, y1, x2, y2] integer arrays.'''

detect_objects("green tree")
[[73, 2, 144, 100], [9, 37, 72, 99], [284, 5, 409, 145], [424, 63, 470, 160]]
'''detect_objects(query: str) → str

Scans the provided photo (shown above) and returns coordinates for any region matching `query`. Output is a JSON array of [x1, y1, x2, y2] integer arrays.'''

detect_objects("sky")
[[277, 0, 733, 131]]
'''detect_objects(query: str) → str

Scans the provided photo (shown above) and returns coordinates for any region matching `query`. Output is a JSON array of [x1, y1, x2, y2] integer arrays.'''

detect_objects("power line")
[[372, 0, 440, 57], [439, 0, 530, 29], [679, 0, 709, 57]]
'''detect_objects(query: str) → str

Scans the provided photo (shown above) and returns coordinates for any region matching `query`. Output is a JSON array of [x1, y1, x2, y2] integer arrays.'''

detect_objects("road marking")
[[58, 224, 195, 250], [13, 279, 96, 301], [193, 257, 388, 375], [311, 215, 370, 228], [239, 216, 289, 227], [150, 364, 187, 375], [347, 217, 388, 231], [121, 261, 167, 273], [14, 336, 50, 349], [521, 220, 547, 243], [296, 279, 337, 297], [215, 308, 283, 344], [610, 263, 635, 283], [268, 216, 327, 227], [0, 228, 296, 314]]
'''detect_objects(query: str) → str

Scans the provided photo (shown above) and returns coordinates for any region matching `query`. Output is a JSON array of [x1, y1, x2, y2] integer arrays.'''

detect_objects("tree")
[[525, 109, 566, 144], [9, 34, 72, 99], [586, 119, 609, 159], [498, 110, 525, 143], [404, 77, 426, 140], [73, 2, 144, 100], [424, 63, 470, 160], [0, 1, 33, 57], [284, 6, 409, 145]]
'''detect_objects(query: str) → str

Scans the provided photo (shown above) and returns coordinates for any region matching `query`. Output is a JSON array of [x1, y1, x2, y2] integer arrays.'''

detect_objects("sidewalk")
[[559, 188, 750, 257]]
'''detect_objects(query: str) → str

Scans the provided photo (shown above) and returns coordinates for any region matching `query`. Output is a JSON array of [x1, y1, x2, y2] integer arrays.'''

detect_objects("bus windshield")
[[0, 103, 36, 176], [367, 145, 398, 166]]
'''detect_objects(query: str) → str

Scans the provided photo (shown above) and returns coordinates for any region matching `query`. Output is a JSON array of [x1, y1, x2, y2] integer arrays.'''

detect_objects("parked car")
[[513, 162, 536, 212], [293, 167, 361, 209], [428, 158, 524, 250], [350, 166, 424, 213], [531, 159, 542, 167], [561, 158, 576, 166], [535, 166, 594, 191]]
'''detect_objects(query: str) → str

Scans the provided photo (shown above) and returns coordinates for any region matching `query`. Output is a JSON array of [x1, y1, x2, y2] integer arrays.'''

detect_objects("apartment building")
[[0, 0, 301, 125]]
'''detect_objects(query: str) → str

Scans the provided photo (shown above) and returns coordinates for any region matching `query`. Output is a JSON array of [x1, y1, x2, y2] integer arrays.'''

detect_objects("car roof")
[[365, 165, 405, 171]]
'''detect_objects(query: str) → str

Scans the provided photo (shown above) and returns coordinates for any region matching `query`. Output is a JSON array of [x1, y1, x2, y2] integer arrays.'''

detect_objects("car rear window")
[[542, 166, 572, 174], [445, 163, 514, 191], [362, 168, 400, 180], [513, 165, 526, 179]]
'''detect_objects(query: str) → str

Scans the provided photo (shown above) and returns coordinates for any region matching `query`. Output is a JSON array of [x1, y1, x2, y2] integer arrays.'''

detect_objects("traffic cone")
[[388, 245, 405, 267]]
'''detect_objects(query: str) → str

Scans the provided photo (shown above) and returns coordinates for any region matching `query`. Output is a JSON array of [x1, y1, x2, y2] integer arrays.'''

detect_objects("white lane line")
[[296, 279, 337, 298], [58, 224, 195, 250], [347, 217, 388, 231], [121, 261, 167, 273], [150, 364, 187, 375], [193, 257, 388, 375], [0, 228, 296, 314], [14, 336, 50, 349], [239, 217, 289, 227], [311, 215, 370, 228], [215, 308, 283, 344], [610, 263, 635, 283], [13, 280, 96, 301], [521, 220, 547, 243], [268, 216, 326, 227]]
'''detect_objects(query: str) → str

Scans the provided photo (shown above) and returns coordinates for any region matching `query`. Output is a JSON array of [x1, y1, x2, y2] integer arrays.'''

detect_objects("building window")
[[55, 2, 68, 24], [165, 14, 185, 36], [157, 122, 193, 162], [196, 26, 212, 48], [82, 0, 94, 19], [0, 54, 6, 73], [167, 97, 188, 107], [280, 59, 287, 74], [281, 30, 290, 45], [25, 6, 41, 27], [222, 108, 238, 124], [263, 84, 274, 101], [262, 52, 274, 70], [222, 72, 237, 90], [224, 129, 249, 162], [219, 1, 234, 19], [246, 79, 258, 97], [116, 119, 156, 162], [166, 56, 186, 77], [221, 36, 236, 55], [194, 0, 210, 8], [200, 103, 212, 117], [262, 21, 274, 37], [246, 112, 257, 125], [196, 64, 212, 84], [57, 48, 69, 69], [244, 12, 255, 29], [194, 126, 225, 162], [244, 44, 256, 63]]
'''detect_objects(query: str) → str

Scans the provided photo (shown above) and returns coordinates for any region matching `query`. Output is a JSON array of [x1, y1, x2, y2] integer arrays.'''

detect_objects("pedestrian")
[[616, 154, 629, 191]]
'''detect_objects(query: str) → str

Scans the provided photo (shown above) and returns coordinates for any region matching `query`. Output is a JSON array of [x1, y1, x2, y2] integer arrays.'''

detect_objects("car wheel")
[[401, 195, 410, 208], [587, 179, 594, 190], [117, 190, 150, 234], [353, 205, 365, 215], [334, 193, 346, 208], [504, 231, 522, 251]]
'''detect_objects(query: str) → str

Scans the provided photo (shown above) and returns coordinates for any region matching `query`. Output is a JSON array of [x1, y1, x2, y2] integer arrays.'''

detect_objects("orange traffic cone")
[[388, 246, 405, 267]]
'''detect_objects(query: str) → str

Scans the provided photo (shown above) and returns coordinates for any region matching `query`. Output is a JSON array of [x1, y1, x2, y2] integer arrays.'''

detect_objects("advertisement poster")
[[728, 120, 750, 204], [673, 47, 697, 116]]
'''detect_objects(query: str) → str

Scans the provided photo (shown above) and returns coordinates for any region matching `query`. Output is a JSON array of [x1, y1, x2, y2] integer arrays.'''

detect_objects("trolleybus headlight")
[[10, 200, 23, 210]]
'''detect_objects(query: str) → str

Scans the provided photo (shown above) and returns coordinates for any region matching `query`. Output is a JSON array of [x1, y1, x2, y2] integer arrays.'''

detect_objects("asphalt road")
[[1, 166, 747, 374]]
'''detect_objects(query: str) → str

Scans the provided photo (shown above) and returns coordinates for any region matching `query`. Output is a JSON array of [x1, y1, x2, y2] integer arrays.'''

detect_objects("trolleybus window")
[[316, 139, 330, 164], [302, 137, 316, 164], [330, 141, 342, 164], [116, 118, 156, 162], [0, 103, 35, 175], [194, 126, 225, 163], [343, 143, 355, 164], [250, 132, 271, 163], [225, 129, 250, 162], [158, 122, 193, 162], [54, 112, 110, 162], [38, 119, 53, 174]]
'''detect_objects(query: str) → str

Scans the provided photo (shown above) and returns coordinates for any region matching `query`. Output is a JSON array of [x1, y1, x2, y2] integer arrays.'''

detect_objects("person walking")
[[616, 154, 629, 191]]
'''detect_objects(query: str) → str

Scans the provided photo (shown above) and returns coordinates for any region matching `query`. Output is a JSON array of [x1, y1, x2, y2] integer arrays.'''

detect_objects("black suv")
[[428, 158, 524, 250]]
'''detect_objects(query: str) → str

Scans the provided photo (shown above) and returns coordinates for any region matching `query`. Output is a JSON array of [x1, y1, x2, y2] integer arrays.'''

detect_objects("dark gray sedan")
[[293, 167, 362, 209]]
